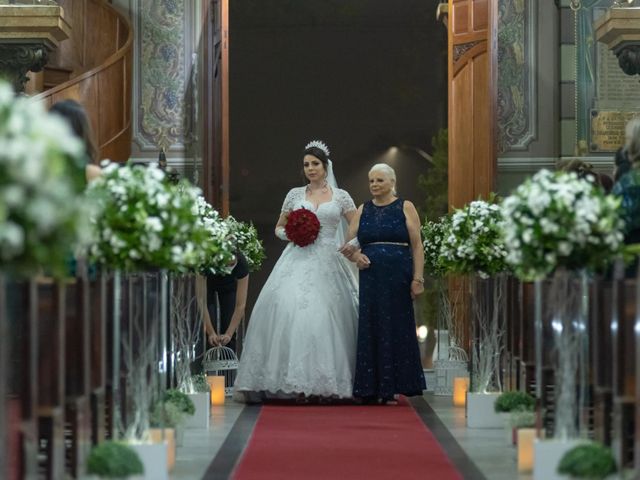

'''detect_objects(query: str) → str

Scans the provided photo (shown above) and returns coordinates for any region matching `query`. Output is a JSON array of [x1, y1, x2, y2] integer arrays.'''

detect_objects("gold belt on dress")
[[366, 242, 409, 247]]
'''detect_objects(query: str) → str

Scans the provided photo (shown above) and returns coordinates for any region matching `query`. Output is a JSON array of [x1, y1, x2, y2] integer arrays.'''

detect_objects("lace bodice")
[[281, 187, 356, 244]]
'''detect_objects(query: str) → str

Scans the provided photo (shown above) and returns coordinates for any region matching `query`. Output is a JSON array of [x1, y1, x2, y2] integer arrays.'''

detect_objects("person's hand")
[[355, 253, 371, 270], [219, 334, 232, 346], [411, 280, 424, 299], [338, 243, 358, 257], [208, 333, 220, 346]]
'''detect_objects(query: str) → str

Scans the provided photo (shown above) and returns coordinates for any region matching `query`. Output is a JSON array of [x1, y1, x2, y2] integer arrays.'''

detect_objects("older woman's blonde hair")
[[625, 116, 640, 164], [369, 163, 397, 195]]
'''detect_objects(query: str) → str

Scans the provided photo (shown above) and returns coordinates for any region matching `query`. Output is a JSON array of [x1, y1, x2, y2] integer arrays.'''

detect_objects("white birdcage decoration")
[[203, 346, 239, 396], [433, 346, 469, 396]]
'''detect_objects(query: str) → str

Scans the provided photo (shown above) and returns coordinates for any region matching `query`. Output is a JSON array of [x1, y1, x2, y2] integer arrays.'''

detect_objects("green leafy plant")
[[86, 441, 144, 478], [494, 391, 535, 413], [416, 128, 448, 339], [163, 389, 195, 416], [557, 442, 617, 479], [418, 128, 448, 220], [149, 400, 185, 428], [190, 373, 210, 394], [508, 409, 536, 429]]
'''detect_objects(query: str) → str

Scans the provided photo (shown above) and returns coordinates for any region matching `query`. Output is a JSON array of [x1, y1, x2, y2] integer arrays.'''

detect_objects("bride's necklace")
[[307, 181, 329, 194]]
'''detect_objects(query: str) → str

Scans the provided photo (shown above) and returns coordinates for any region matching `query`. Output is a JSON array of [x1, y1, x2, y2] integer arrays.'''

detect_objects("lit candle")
[[517, 428, 536, 472], [207, 375, 226, 406], [453, 377, 469, 407]]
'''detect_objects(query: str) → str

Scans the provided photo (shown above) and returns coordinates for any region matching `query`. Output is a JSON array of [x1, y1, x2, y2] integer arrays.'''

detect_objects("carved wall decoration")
[[0, 44, 49, 92], [133, 0, 197, 153], [453, 40, 482, 63], [497, 0, 537, 153]]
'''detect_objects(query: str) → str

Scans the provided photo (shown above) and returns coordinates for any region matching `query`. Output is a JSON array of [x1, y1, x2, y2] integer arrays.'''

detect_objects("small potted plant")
[[163, 389, 195, 444], [508, 409, 536, 446], [557, 442, 617, 479], [86, 441, 144, 479], [494, 390, 535, 413], [181, 374, 211, 429], [149, 400, 186, 471], [494, 391, 535, 445]]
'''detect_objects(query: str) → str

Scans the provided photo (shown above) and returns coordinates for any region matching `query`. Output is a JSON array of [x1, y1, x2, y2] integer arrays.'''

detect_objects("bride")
[[234, 141, 359, 400]]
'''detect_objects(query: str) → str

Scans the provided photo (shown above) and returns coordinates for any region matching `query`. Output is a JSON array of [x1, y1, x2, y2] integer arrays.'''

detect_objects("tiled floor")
[[172, 403, 245, 480], [426, 394, 532, 480], [172, 396, 532, 480]]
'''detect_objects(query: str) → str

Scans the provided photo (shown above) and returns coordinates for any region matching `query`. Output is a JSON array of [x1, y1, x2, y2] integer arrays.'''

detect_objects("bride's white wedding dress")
[[234, 186, 359, 399]]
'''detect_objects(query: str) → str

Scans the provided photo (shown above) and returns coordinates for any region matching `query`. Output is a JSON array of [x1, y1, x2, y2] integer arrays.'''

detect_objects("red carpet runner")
[[232, 397, 462, 479]]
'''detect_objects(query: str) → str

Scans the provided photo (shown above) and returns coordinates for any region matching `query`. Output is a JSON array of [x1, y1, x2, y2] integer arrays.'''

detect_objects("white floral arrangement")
[[225, 216, 266, 272], [501, 169, 625, 280], [421, 216, 450, 277], [194, 195, 236, 274], [440, 199, 508, 278], [88, 162, 234, 273], [0, 82, 92, 276]]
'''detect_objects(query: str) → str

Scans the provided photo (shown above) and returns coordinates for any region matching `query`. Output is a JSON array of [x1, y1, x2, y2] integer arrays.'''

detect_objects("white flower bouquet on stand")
[[422, 217, 468, 396], [0, 81, 93, 276], [500, 170, 625, 479], [224, 215, 266, 272], [441, 199, 509, 427], [88, 163, 234, 273], [501, 169, 624, 280]]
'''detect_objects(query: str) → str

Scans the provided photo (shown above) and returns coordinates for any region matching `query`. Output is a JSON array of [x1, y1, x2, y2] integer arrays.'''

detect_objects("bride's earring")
[[321, 179, 328, 193]]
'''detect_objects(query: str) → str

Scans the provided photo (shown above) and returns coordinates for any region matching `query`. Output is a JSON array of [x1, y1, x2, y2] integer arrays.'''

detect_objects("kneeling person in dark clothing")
[[204, 252, 250, 352]]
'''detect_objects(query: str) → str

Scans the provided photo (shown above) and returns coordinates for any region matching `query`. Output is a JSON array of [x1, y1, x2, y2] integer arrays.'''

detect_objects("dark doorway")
[[229, 0, 447, 310]]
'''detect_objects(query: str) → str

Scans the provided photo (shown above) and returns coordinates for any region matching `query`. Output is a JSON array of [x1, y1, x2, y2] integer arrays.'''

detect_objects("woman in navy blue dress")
[[340, 163, 426, 403]]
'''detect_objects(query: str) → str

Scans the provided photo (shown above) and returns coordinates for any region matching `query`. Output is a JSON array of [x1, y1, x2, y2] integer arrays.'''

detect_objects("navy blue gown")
[[353, 199, 426, 400]]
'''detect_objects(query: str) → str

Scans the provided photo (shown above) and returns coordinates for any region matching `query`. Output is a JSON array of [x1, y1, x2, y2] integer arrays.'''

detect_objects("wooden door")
[[448, 0, 497, 208], [447, 0, 498, 356], [203, 0, 230, 215]]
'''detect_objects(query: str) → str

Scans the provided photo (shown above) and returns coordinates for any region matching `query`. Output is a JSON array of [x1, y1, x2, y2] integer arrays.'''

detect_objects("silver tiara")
[[305, 140, 330, 158]]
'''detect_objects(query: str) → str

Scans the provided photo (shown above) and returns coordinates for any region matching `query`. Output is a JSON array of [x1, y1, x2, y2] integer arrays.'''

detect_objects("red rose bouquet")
[[285, 208, 321, 247]]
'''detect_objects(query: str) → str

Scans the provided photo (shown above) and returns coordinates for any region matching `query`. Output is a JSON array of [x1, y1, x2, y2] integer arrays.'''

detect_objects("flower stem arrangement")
[[224, 215, 266, 272], [86, 441, 144, 478], [88, 163, 234, 273], [421, 216, 450, 277], [284, 208, 320, 247], [170, 274, 202, 394], [501, 169, 624, 280], [440, 198, 508, 278], [0, 81, 93, 277], [194, 196, 236, 274], [557, 442, 617, 480]]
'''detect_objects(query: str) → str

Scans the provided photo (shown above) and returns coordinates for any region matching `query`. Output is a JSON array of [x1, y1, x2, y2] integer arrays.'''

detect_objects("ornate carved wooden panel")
[[448, 0, 497, 209]]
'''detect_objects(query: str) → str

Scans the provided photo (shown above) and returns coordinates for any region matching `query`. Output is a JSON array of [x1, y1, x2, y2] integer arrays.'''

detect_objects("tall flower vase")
[[469, 274, 506, 393], [115, 271, 169, 442], [466, 274, 507, 428], [170, 274, 202, 395], [533, 270, 589, 480]]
